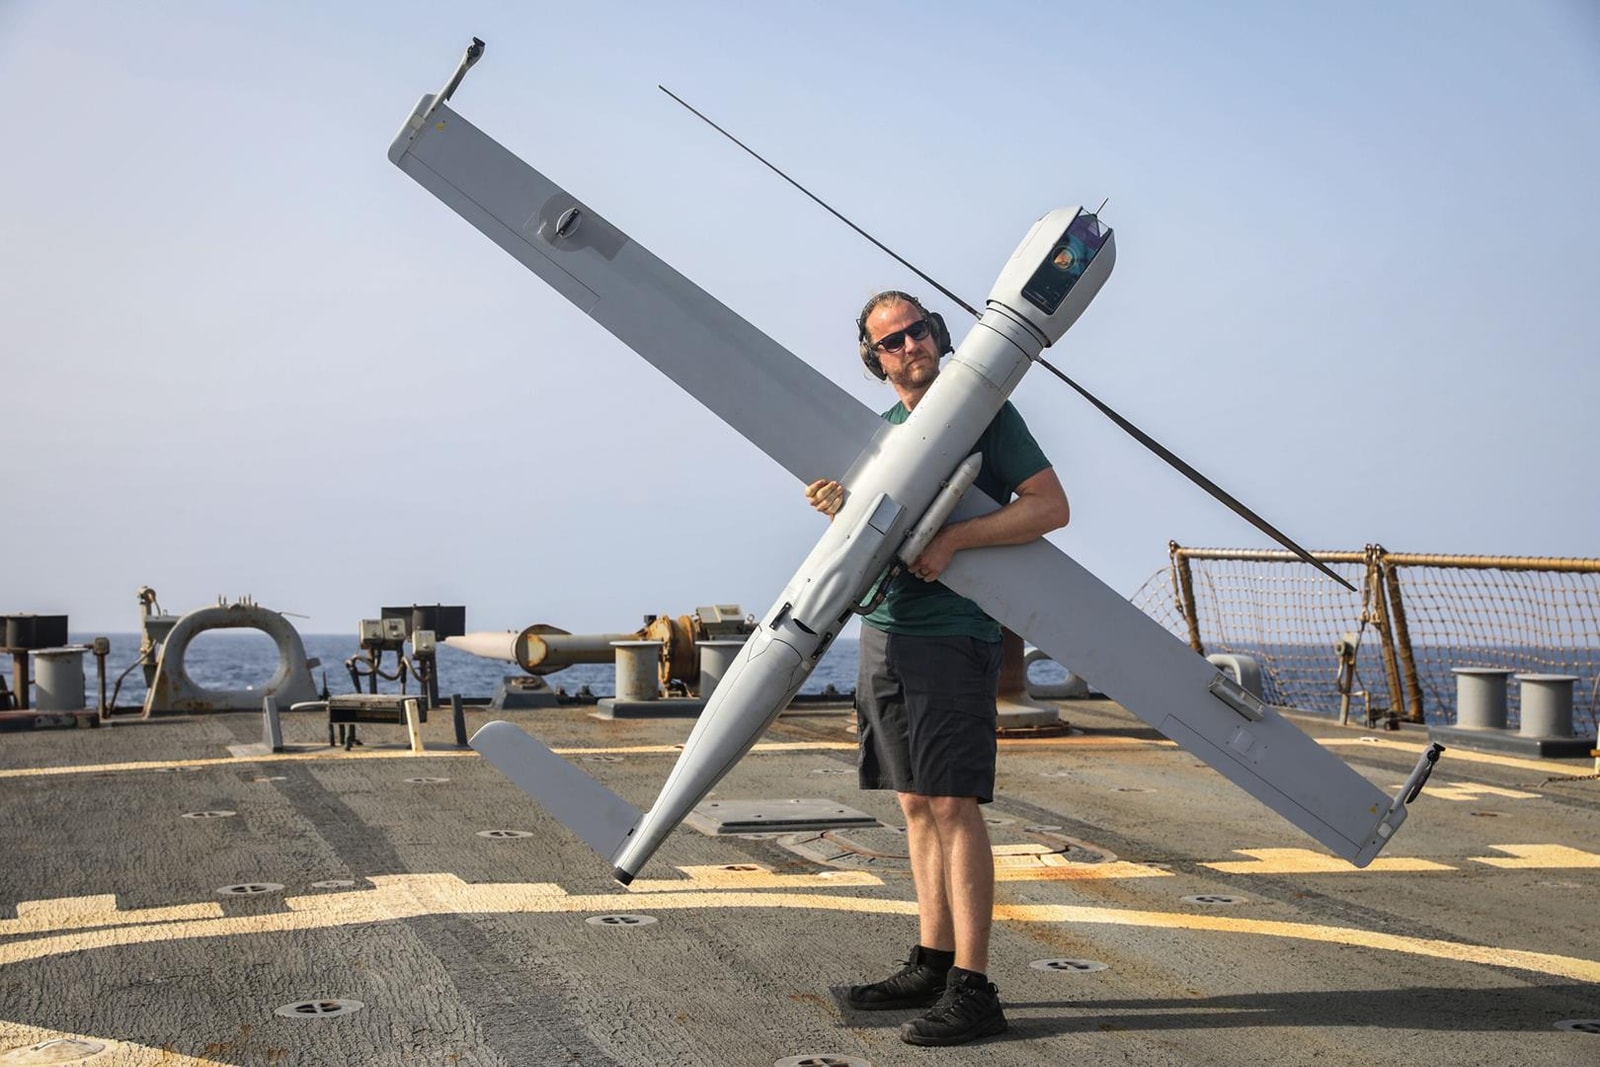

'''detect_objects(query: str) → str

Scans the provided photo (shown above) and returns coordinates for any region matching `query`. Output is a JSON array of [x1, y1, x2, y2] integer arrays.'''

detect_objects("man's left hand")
[[909, 529, 959, 582]]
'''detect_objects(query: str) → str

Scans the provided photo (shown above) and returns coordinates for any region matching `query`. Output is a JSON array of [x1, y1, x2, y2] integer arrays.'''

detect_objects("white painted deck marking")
[[1202, 848, 1456, 875], [1469, 844, 1600, 869]]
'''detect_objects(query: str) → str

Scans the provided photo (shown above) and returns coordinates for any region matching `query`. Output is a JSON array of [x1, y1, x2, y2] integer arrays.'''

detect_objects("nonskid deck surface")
[[1, 702, 1596, 1066]]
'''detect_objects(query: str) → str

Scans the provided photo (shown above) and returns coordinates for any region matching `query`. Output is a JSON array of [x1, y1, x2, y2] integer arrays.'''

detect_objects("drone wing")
[[390, 87, 1425, 870]]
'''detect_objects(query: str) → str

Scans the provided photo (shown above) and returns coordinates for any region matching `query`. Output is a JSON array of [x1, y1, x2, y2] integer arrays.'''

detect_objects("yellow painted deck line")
[[0, 1022, 227, 1066], [1319, 735, 1582, 775], [0, 739, 860, 781], [1202, 848, 1457, 874], [2, 873, 1597, 984], [1470, 844, 1600, 868], [994, 860, 1173, 882], [0, 896, 224, 938], [624, 865, 883, 893]]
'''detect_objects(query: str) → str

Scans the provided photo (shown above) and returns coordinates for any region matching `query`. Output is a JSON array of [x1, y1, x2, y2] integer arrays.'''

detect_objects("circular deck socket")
[[476, 829, 534, 839], [310, 880, 358, 889], [404, 776, 450, 784], [274, 999, 363, 1019], [1030, 958, 1109, 974], [582, 755, 623, 763], [180, 810, 236, 819], [1555, 1019, 1600, 1035], [216, 883, 284, 897], [585, 914, 658, 927], [252, 776, 287, 783], [1182, 894, 1247, 906], [774, 1056, 871, 1067], [0, 1038, 111, 1065]]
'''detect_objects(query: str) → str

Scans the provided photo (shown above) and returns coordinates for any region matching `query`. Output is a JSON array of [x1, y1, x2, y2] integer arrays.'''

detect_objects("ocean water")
[[66, 632, 867, 713], [54, 631, 1076, 714]]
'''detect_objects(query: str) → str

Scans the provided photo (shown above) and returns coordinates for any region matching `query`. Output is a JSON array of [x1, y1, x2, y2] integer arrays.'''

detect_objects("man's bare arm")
[[909, 467, 1069, 581]]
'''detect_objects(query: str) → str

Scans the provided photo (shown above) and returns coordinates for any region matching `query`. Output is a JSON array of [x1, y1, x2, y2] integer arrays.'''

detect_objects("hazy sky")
[[2, 1, 1596, 637]]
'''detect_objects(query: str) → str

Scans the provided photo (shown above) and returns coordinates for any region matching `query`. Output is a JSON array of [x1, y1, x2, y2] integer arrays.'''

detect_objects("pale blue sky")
[[2, 1, 1596, 635]]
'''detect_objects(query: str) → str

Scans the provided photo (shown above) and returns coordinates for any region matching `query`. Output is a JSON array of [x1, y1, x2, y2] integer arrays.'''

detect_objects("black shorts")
[[855, 625, 1002, 802]]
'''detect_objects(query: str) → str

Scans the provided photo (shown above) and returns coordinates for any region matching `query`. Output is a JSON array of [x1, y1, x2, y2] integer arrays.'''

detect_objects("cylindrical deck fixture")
[[1515, 673, 1578, 738], [32, 647, 87, 712], [696, 640, 746, 700], [1452, 667, 1512, 729], [610, 640, 661, 702]]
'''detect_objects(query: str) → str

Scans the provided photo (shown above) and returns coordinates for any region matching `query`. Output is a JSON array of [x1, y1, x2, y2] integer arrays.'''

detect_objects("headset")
[[856, 290, 953, 381]]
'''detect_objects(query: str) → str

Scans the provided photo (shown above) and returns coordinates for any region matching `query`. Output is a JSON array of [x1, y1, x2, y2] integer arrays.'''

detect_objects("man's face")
[[866, 300, 939, 391]]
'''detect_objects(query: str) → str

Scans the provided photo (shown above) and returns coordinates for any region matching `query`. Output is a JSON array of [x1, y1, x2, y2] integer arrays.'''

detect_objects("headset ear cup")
[[858, 318, 887, 380], [928, 311, 953, 355]]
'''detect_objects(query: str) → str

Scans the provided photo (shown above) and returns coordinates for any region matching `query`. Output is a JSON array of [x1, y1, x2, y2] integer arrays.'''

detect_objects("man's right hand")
[[804, 478, 845, 518]]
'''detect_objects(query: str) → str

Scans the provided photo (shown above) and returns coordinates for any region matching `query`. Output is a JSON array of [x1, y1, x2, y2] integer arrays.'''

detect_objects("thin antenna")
[[660, 87, 1355, 592], [1030, 357, 1353, 590], [658, 86, 978, 318], [1096, 197, 1109, 215]]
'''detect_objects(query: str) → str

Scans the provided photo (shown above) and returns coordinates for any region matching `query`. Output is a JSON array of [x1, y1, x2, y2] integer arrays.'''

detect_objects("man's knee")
[[925, 795, 982, 825]]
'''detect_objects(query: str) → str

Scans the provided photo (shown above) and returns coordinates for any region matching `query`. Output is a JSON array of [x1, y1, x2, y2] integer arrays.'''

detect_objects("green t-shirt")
[[863, 400, 1052, 640]]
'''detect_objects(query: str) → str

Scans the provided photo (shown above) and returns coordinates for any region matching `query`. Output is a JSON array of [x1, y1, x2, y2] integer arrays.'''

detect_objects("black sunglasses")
[[870, 318, 933, 353]]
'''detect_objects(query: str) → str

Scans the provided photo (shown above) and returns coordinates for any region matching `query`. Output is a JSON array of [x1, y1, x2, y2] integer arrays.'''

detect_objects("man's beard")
[[888, 356, 938, 391]]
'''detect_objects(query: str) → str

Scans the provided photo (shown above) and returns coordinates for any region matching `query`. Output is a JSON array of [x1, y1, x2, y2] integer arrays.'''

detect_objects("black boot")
[[844, 945, 954, 1010], [899, 966, 1007, 1046]]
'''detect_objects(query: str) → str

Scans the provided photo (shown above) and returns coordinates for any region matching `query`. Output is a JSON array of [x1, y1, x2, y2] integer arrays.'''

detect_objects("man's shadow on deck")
[[839, 984, 1598, 1042]]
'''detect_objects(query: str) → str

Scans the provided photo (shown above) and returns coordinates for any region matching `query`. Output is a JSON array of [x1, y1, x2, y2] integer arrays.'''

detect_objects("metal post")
[[451, 693, 467, 746], [10, 652, 29, 711], [93, 638, 109, 719], [422, 651, 440, 710], [1365, 549, 1405, 725], [1171, 541, 1204, 655], [1383, 560, 1425, 723], [262, 695, 284, 754]]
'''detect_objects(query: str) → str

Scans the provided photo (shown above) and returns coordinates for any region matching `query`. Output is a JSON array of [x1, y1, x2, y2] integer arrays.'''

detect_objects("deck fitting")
[[1030, 958, 1109, 973], [273, 999, 363, 1019]]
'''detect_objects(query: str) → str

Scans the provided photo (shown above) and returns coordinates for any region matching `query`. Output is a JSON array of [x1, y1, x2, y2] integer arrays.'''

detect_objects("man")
[[805, 290, 1070, 1047]]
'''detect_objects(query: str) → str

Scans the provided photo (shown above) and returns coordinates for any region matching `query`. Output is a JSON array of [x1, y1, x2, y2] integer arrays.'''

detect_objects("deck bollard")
[[696, 639, 745, 700], [32, 647, 87, 712], [1452, 667, 1512, 729], [1515, 674, 1578, 738], [610, 640, 660, 702]]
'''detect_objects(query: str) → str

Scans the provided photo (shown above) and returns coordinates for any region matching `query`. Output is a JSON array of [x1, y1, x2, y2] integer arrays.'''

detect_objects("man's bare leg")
[[899, 792, 954, 951], [927, 795, 994, 974]]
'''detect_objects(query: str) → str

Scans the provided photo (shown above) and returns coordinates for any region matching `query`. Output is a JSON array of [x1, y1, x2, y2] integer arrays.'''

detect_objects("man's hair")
[[855, 290, 953, 380]]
